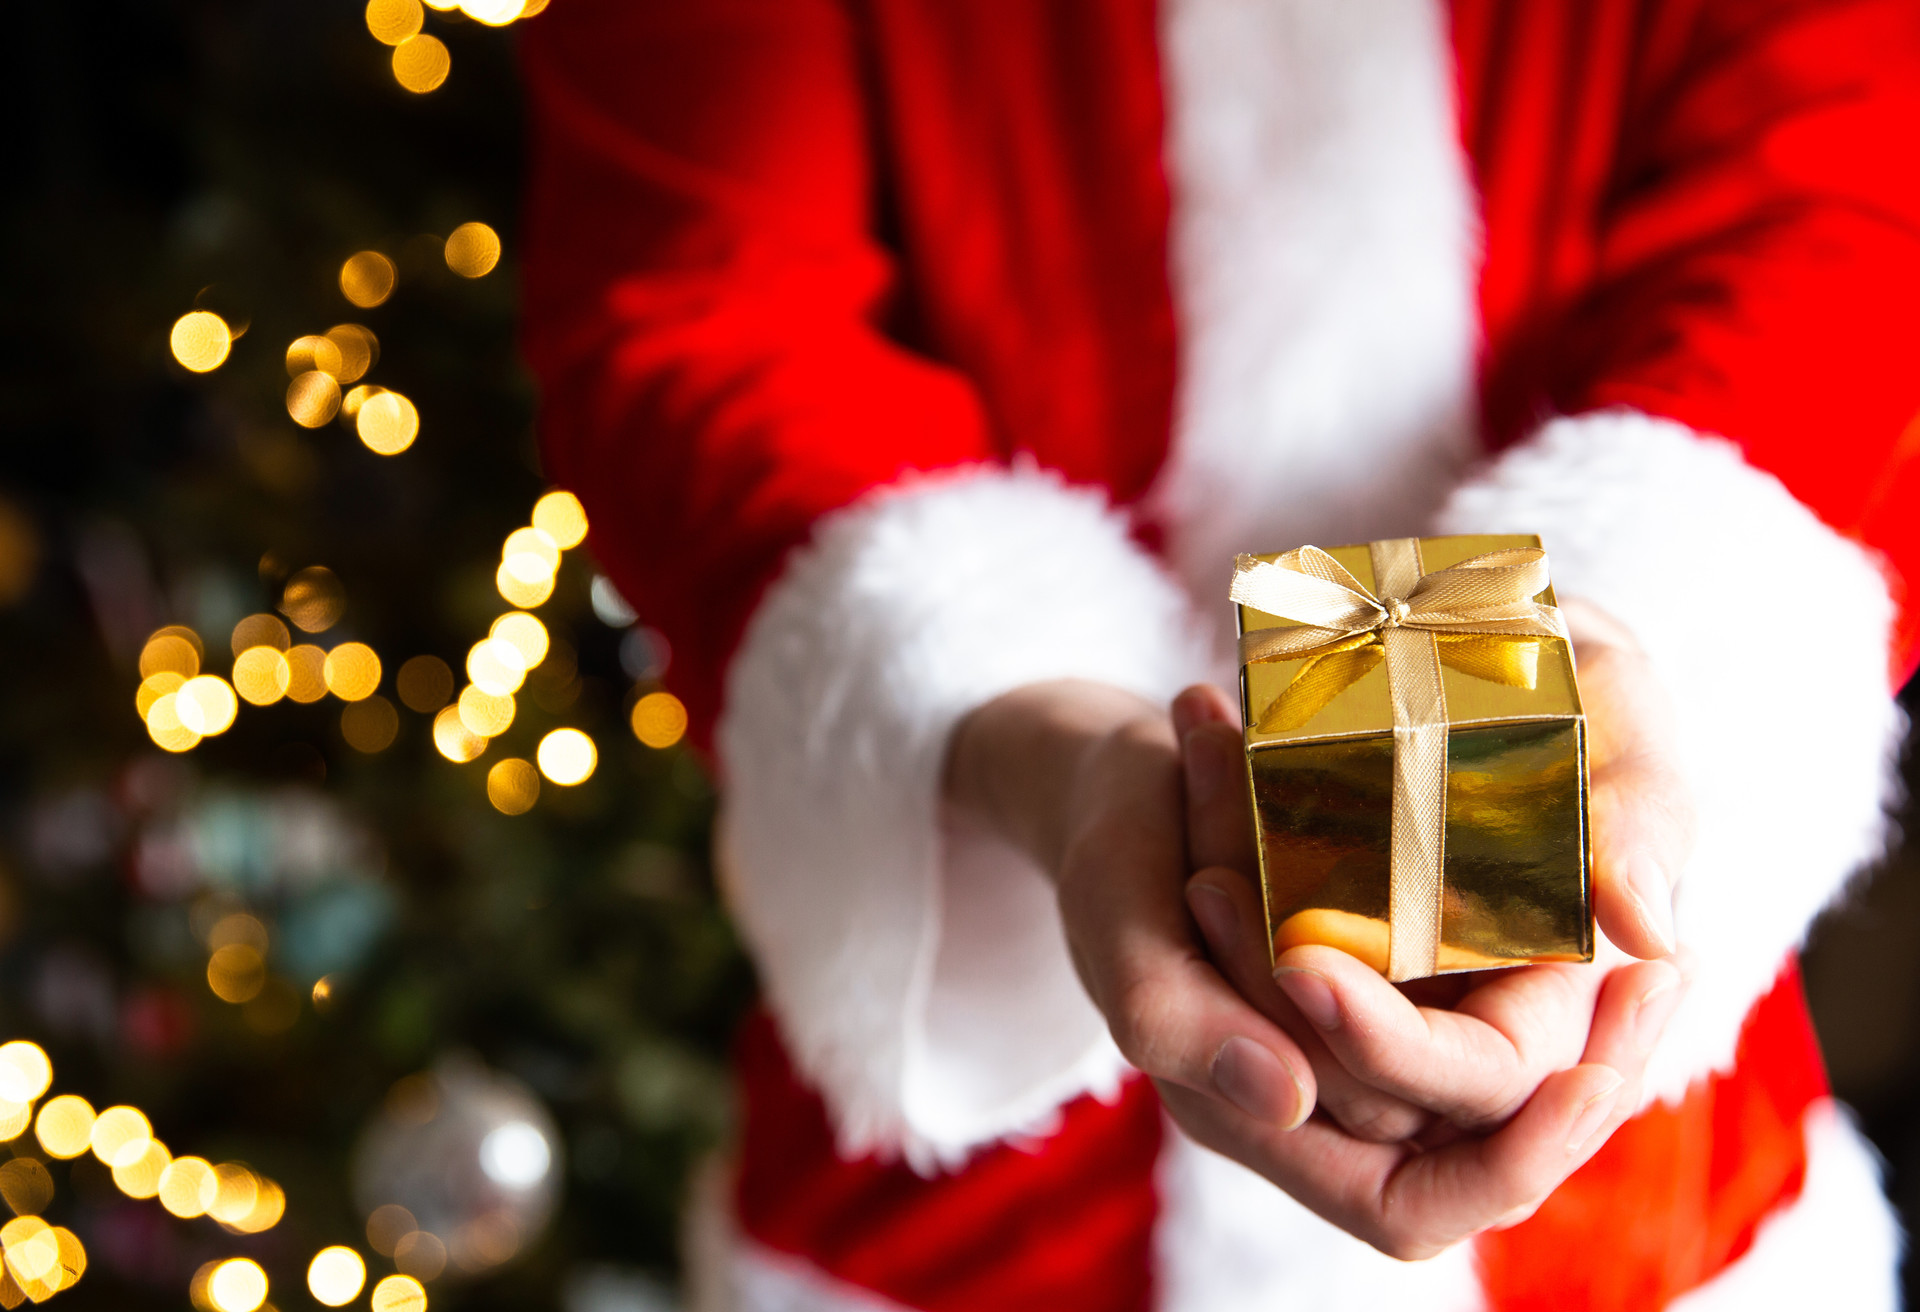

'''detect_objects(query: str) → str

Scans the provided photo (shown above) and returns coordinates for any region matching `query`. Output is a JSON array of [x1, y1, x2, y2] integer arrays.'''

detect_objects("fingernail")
[[1211, 1036, 1306, 1128], [1183, 730, 1232, 806], [1633, 977, 1684, 1055], [1565, 1071, 1625, 1153], [1273, 966, 1341, 1031], [1189, 882, 1240, 957], [1626, 853, 1675, 956]]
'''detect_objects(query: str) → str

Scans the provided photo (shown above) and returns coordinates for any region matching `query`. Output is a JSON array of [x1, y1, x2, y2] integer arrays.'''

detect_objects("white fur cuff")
[[716, 466, 1204, 1169], [1438, 410, 1905, 1102]]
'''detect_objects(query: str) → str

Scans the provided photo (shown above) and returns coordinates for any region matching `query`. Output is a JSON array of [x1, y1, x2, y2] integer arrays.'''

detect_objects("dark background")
[[2, 2, 1915, 1309]]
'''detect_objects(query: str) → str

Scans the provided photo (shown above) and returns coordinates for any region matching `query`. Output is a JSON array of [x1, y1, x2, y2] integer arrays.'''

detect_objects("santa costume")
[[518, 1, 1920, 1308]]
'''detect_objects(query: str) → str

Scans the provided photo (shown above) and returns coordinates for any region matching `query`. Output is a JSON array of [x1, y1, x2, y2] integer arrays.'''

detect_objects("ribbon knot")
[[1384, 597, 1412, 627]]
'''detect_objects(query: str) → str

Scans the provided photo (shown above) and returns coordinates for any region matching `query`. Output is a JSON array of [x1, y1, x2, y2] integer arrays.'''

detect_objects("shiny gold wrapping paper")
[[1237, 534, 1593, 977]]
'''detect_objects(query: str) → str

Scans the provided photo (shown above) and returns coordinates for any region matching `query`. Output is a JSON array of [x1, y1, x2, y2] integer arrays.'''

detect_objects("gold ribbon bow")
[[1231, 540, 1570, 981]]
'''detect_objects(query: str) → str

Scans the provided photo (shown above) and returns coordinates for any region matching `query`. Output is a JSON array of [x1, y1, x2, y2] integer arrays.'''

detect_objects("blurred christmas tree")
[[0, 2, 750, 1309]]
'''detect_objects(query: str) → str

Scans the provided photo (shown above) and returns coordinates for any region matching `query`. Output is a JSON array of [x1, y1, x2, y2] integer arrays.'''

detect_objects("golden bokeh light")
[[0, 1102, 31, 1145], [281, 565, 347, 633], [308, 1247, 367, 1307], [137, 670, 187, 719], [287, 370, 344, 428], [431, 706, 487, 763], [341, 383, 382, 421], [0, 1158, 53, 1217], [232, 646, 292, 706], [286, 334, 345, 379], [392, 33, 451, 94], [466, 638, 527, 696], [495, 561, 555, 609], [393, 1229, 446, 1281], [366, 0, 424, 44], [112, 1137, 172, 1199], [89, 1106, 152, 1169], [207, 945, 267, 1004], [159, 1155, 217, 1219], [207, 1257, 268, 1312], [444, 221, 501, 278], [630, 691, 689, 749], [486, 759, 540, 815], [324, 642, 382, 701], [457, 685, 515, 738], [367, 1205, 417, 1257], [286, 644, 329, 703], [501, 527, 560, 585], [0, 1043, 51, 1106], [490, 611, 550, 668], [2, 1215, 58, 1285], [230, 612, 291, 656], [531, 490, 588, 549], [46, 1226, 85, 1294], [356, 390, 420, 456], [537, 728, 597, 785], [225, 1177, 286, 1234], [33, 1096, 94, 1160], [312, 976, 337, 1010], [175, 674, 239, 736], [327, 323, 379, 383], [397, 654, 453, 713], [342, 694, 400, 753], [171, 312, 233, 373], [209, 912, 267, 952], [341, 251, 398, 308], [141, 631, 202, 680], [146, 693, 204, 754], [459, 0, 524, 24], [207, 1163, 260, 1226], [371, 1273, 428, 1312]]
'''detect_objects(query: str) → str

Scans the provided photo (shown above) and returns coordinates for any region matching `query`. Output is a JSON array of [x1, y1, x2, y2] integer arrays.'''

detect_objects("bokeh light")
[[232, 646, 292, 705], [146, 693, 203, 753], [230, 612, 291, 656], [340, 251, 398, 308], [356, 390, 419, 455], [460, 0, 524, 24], [159, 1156, 217, 1219], [2, 1216, 59, 1285], [630, 691, 689, 749], [537, 728, 597, 785], [324, 642, 382, 701], [226, 1177, 286, 1234], [327, 323, 379, 382], [308, 1247, 367, 1307], [287, 370, 344, 427], [486, 759, 540, 815], [89, 1106, 152, 1169], [176, 674, 239, 735], [207, 1163, 260, 1226], [286, 334, 345, 379], [208, 1257, 268, 1312], [366, 1204, 417, 1257], [444, 221, 501, 278], [365, 0, 424, 45], [501, 527, 560, 585], [490, 611, 550, 668], [207, 945, 267, 1004], [431, 706, 487, 763], [393, 1229, 446, 1280], [466, 638, 527, 696], [171, 312, 233, 373], [112, 1137, 172, 1199], [141, 630, 202, 680], [33, 1096, 94, 1159], [391, 34, 450, 94], [286, 644, 329, 702], [281, 566, 347, 632], [495, 561, 555, 609], [0, 1043, 52, 1106], [342, 695, 399, 752], [0, 1102, 31, 1144], [341, 383, 382, 421], [0, 1159, 53, 1217], [371, 1273, 428, 1312], [137, 670, 187, 718], [397, 654, 453, 712], [457, 686, 515, 738], [531, 490, 589, 548]]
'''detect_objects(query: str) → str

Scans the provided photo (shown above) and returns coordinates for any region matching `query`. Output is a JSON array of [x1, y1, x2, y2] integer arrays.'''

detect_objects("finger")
[[1057, 721, 1317, 1130], [1188, 869, 1430, 1142], [1271, 945, 1598, 1128], [1179, 715, 1259, 876], [1574, 949, 1691, 1079], [1570, 617, 1698, 960], [1172, 682, 1238, 738]]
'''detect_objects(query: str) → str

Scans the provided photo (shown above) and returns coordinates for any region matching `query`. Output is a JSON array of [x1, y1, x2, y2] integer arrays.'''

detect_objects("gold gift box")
[[1236, 534, 1593, 977]]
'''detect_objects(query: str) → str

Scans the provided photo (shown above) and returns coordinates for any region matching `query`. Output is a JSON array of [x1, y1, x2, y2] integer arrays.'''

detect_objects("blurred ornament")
[[351, 1058, 560, 1279]]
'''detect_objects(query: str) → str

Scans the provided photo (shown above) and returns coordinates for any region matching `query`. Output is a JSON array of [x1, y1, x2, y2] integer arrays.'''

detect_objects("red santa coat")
[[519, 2, 1919, 1308]]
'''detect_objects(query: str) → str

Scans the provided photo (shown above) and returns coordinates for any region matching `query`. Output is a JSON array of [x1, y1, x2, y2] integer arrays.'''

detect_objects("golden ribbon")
[[1231, 541, 1570, 981]]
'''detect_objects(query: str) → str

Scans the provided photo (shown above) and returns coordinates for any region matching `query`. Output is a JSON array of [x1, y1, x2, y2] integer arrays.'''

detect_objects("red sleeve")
[[517, 0, 997, 739], [1464, 0, 1920, 679]]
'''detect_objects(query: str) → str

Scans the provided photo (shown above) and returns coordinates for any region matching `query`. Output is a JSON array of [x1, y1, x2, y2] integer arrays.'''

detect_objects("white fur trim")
[[1438, 412, 1905, 1103], [1669, 1100, 1901, 1312], [1153, 0, 1483, 662], [1154, 1125, 1485, 1312], [715, 466, 1204, 1169]]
